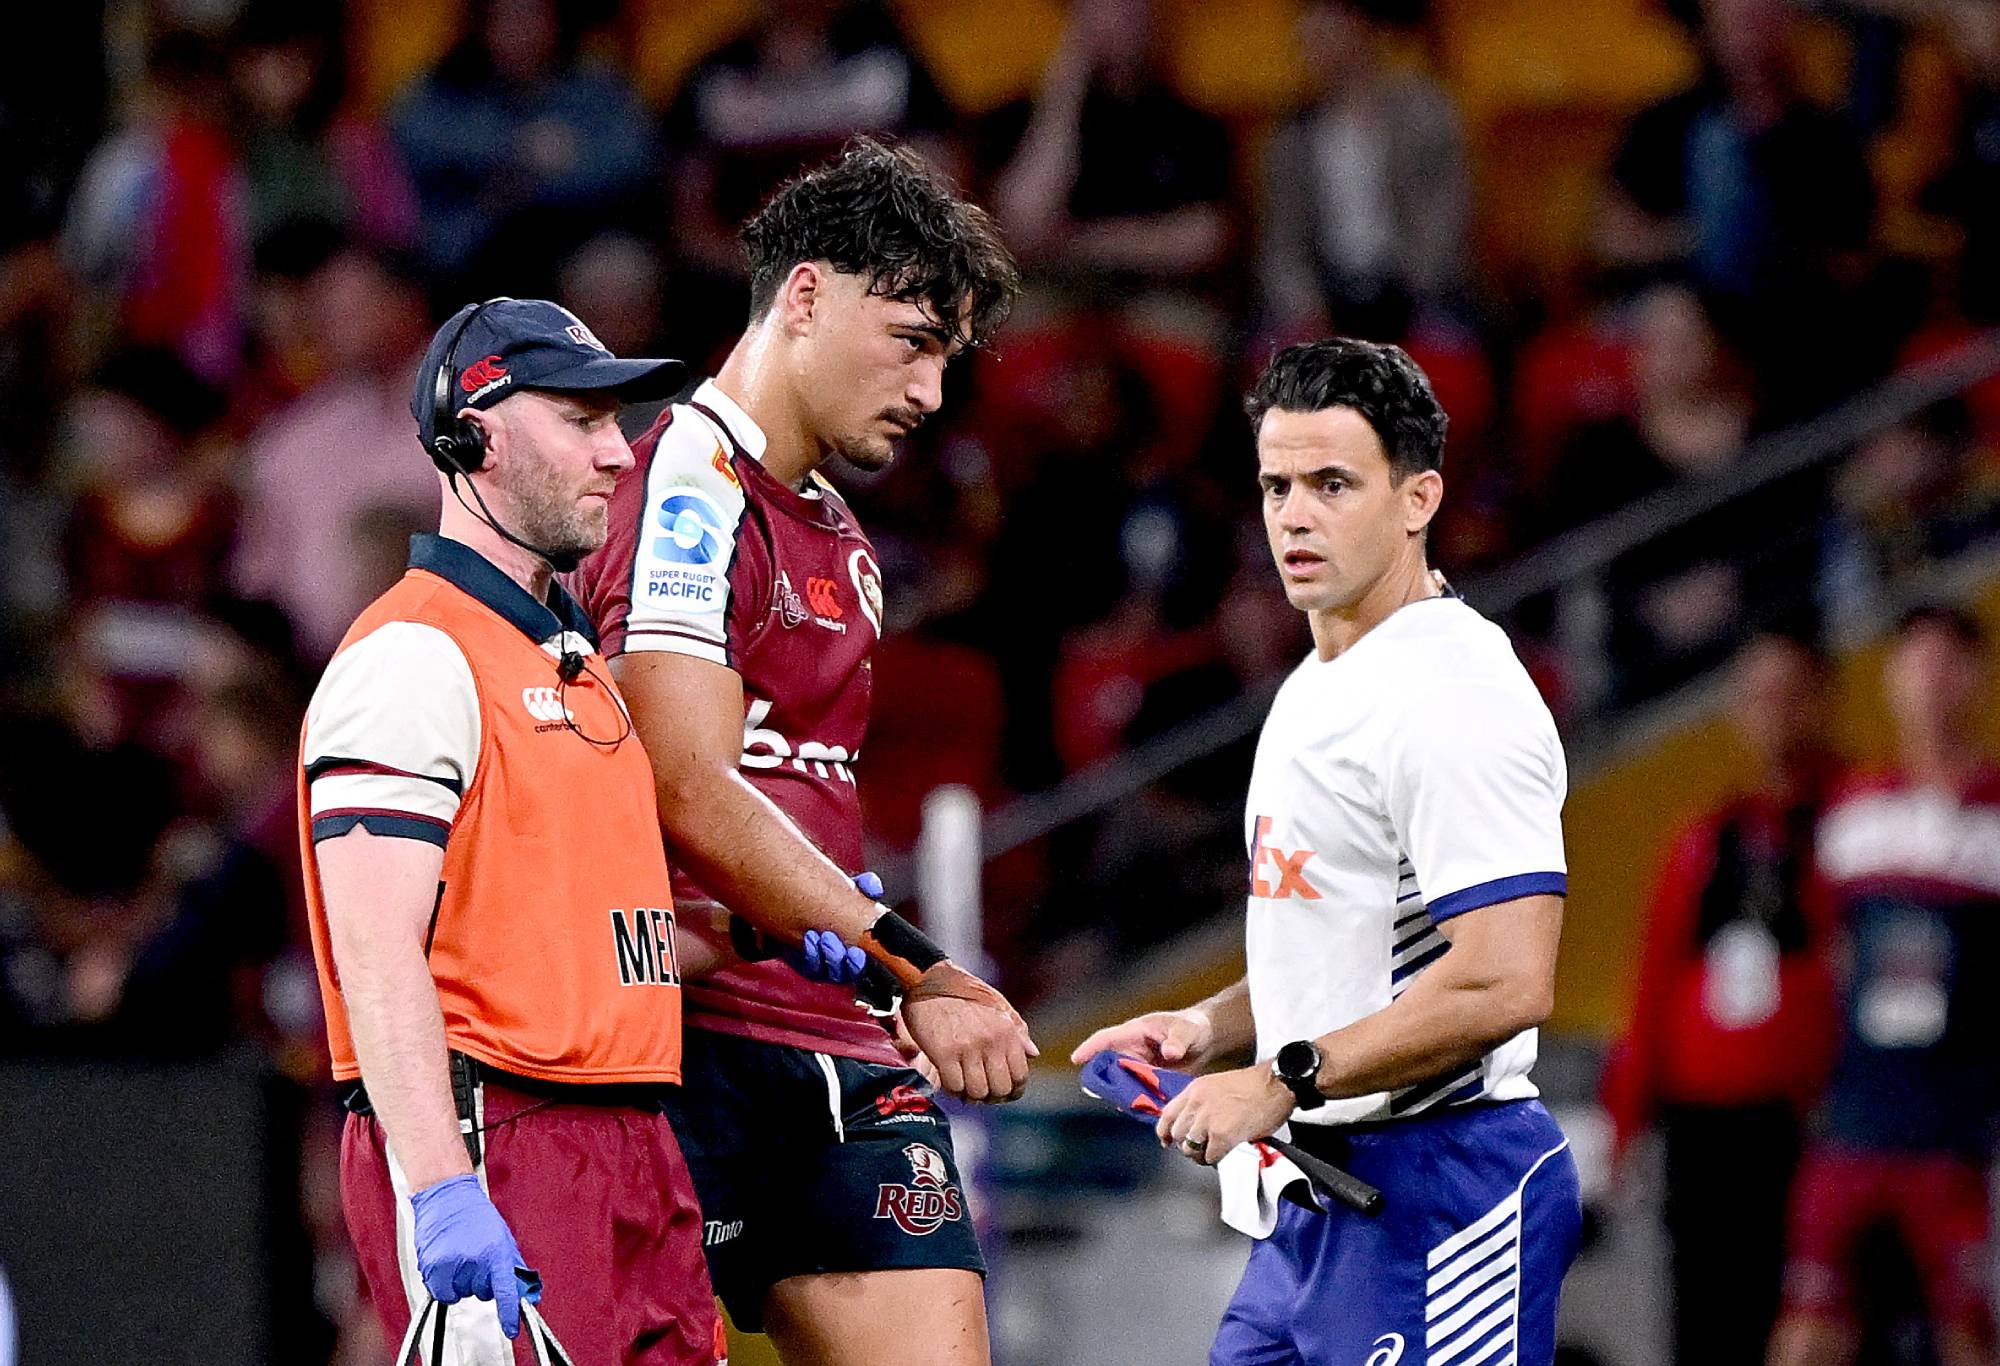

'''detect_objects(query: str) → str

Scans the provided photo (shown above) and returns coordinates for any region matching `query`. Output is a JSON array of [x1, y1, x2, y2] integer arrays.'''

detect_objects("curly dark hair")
[[741, 137, 1019, 348], [1244, 338, 1449, 479]]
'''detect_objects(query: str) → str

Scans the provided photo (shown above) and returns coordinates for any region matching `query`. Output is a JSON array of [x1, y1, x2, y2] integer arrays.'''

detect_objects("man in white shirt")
[[1075, 338, 1581, 1366]]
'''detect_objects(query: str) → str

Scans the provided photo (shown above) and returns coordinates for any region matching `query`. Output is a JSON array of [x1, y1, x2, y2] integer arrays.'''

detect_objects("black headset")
[[422, 296, 632, 750], [427, 297, 511, 475]]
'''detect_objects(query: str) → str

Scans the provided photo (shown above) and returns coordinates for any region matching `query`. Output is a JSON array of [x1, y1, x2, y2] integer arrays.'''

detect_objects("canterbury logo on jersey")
[[521, 686, 574, 724], [1251, 815, 1321, 900], [610, 907, 682, 986], [806, 577, 844, 619]]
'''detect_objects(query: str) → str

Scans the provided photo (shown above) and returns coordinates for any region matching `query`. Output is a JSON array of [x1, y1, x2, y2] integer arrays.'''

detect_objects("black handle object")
[[1266, 1136, 1385, 1217], [397, 1289, 583, 1365], [1073, 1052, 1386, 1218]]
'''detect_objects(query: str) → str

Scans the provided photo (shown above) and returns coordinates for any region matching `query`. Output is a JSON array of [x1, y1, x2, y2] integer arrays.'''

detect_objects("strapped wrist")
[[854, 960, 903, 1015], [862, 908, 948, 988]]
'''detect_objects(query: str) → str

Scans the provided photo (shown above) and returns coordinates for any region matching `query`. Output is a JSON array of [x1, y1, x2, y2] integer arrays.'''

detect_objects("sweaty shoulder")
[[570, 404, 760, 665]]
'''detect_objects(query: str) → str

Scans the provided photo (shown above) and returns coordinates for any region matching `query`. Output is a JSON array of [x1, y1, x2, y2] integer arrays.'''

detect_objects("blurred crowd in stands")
[[3, 0, 2000, 1355], [1605, 609, 2000, 1365]]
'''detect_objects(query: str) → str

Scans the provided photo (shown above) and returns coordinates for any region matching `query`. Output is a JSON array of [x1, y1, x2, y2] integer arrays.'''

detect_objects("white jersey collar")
[[692, 379, 770, 463], [1312, 591, 1466, 669]]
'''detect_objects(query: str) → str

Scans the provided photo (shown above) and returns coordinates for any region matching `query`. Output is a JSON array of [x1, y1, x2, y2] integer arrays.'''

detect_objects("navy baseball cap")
[[412, 297, 688, 448]]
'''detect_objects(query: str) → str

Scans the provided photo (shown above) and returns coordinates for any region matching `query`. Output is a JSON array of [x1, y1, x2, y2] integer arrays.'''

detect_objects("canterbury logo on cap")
[[460, 355, 508, 392]]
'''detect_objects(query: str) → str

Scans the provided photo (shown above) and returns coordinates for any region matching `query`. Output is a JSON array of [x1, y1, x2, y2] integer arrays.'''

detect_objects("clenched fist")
[[902, 961, 1037, 1102]]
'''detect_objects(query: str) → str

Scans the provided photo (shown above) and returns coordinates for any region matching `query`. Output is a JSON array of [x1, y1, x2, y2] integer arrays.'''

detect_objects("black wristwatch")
[[1272, 1039, 1327, 1110]]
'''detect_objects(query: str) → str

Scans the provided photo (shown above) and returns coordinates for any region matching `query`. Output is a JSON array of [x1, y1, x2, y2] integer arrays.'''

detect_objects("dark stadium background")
[[1, 0, 1998, 1361]]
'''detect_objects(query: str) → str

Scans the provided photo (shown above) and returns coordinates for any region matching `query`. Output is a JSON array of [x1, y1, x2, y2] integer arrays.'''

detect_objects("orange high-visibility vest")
[[301, 552, 682, 1085]]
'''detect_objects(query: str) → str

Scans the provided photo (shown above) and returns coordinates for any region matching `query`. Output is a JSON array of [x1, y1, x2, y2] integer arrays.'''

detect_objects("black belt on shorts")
[[1285, 1121, 1354, 1165], [1286, 1098, 1513, 1162], [341, 1053, 678, 1123]]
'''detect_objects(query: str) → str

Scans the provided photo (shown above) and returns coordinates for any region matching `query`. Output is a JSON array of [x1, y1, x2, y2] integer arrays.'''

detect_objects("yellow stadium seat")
[[894, 0, 1070, 116], [626, 0, 759, 107], [1873, 29, 1971, 261], [1442, 0, 1697, 124], [347, 0, 465, 111]]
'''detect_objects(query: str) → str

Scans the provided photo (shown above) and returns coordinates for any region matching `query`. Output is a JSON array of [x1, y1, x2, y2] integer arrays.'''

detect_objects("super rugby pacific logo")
[[872, 1143, 964, 1236], [652, 487, 728, 566]]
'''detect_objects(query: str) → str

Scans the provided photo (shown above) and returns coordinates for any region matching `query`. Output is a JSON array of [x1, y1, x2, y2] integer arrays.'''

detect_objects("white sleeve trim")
[[623, 416, 750, 660], [303, 621, 481, 828], [617, 627, 731, 667]]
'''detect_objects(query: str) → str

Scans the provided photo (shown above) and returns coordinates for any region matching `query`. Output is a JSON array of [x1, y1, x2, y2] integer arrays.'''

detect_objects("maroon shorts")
[[1781, 1142, 1994, 1339], [341, 1077, 723, 1365]]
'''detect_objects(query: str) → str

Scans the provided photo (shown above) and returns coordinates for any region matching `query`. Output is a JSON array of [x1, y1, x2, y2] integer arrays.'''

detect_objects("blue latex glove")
[[794, 928, 868, 983], [409, 1173, 539, 1338], [779, 872, 879, 984]]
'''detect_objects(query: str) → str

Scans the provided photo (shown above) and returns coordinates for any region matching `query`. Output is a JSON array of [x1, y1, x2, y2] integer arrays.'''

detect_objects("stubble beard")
[[833, 431, 898, 473], [507, 449, 605, 569]]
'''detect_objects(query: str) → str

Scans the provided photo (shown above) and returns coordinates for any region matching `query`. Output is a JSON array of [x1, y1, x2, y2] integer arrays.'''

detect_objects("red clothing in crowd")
[[1602, 789, 1842, 1151]]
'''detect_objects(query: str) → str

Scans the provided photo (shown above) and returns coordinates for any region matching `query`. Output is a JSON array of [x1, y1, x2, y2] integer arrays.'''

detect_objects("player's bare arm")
[[616, 649, 1036, 1101], [1070, 976, 1255, 1071], [316, 827, 468, 1191], [1156, 893, 1562, 1162]]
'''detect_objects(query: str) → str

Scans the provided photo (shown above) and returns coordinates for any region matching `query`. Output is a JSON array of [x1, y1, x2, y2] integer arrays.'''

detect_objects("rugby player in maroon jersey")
[[566, 139, 1027, 1365]]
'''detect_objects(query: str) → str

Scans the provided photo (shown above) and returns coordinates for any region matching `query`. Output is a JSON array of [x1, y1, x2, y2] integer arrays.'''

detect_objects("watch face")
[[1278, 1041, 1318, 1079]]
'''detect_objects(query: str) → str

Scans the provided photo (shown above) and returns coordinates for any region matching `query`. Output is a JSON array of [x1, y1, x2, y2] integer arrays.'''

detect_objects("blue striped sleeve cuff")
[[1427, 872, 1567, 923]]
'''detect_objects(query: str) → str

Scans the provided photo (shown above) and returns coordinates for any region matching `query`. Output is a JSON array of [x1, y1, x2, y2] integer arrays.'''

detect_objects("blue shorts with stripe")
[[1212, 1099, 1581, 1366]]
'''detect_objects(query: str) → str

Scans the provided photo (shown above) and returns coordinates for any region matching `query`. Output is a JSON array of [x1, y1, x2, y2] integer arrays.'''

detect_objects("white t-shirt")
[[301, 535, 598, 848], [302, 619, 479, 847], [1244, 595, 1568, 1126]]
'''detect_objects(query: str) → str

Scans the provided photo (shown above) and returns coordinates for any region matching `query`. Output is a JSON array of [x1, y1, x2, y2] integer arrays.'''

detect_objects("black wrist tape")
[[728, 915, 777, 962], [866, 910, 947, 978], [855, 961, 902, 1016]]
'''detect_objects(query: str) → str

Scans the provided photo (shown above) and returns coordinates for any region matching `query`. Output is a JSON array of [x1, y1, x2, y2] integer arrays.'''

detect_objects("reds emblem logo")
[[848, 549, 883, 634], [773, 572, 809, 629], [873, 1143, 964, 1236]]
